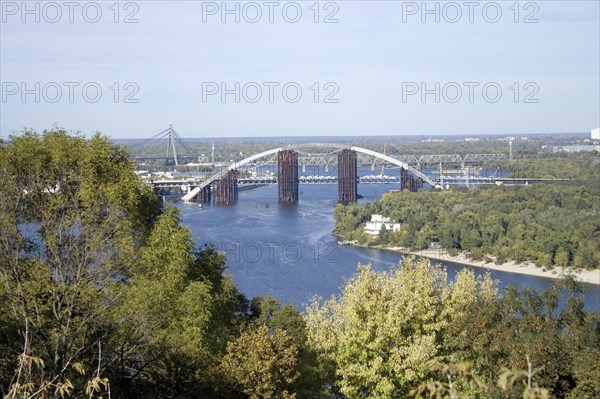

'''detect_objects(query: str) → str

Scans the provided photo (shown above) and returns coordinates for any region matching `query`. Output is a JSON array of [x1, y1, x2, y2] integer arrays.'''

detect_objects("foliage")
[[445, 277, 600, 398], [505, 151, 600, 181], [409, 361, 485, 399], [0, 128, 161, 396], [336, 184, 600, 269], [305, 257, 497, 398], [108, 210, 248, 397], [220, 325, 300, 399], [410, 358, 552, 399], [305, 258, 599, 399], [245, 297, 326, 398]]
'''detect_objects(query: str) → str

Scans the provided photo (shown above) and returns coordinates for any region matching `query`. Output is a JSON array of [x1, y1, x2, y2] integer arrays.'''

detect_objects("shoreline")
[[346, 242, 600, 286]]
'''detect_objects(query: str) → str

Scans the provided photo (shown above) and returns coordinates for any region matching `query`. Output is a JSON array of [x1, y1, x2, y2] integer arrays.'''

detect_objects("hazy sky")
[[1, 1, 599, 138]]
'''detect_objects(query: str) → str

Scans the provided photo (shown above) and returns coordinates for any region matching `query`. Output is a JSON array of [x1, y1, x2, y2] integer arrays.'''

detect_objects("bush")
[[469, 248, 484, 261]]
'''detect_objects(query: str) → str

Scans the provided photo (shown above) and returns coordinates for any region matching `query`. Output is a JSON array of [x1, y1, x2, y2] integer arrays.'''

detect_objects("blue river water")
[[176, 184, 600, 312]]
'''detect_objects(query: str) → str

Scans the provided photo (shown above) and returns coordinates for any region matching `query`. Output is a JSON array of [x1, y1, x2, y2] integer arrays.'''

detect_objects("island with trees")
[[335, 149, 600, 276]]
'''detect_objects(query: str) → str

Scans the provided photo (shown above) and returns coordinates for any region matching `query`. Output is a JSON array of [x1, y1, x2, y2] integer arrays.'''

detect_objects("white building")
[[364, 214, 401, 236], [592, 128, 600, 140]]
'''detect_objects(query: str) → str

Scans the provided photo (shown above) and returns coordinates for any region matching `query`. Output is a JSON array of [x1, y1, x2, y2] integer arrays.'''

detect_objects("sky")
[[1, 0, 599, 138]]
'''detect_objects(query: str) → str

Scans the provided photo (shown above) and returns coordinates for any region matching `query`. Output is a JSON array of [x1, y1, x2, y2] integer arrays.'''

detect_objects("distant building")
[[592, 128, 600, 140], [552, 145, 600, 153], [364, 214, 401, 236], [464, 137, 480, 142]]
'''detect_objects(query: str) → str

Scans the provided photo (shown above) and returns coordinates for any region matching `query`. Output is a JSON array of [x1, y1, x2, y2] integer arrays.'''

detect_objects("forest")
[[1, 130, 599, 398], [335, 182, 600, 270]]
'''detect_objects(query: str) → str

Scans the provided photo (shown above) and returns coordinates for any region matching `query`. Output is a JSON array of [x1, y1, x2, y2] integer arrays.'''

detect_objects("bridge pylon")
[[278, 150, 299, 203], [338, 149, 357, 204], [196, 186, 212, 204], [212, 170, 238, 205], [401, 169, 423, 192]]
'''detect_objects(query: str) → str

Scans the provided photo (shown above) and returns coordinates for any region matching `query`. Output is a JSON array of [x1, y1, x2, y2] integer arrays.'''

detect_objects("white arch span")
[[182, 144, 439, 202]]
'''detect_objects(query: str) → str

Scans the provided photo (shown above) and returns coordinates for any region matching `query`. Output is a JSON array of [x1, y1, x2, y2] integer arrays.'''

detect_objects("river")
[[176, 184, 600, 312]]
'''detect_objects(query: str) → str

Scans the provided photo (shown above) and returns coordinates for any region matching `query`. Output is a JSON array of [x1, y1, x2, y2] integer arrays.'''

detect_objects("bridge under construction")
[[140, 140, 577, 205], [135, 128, 546, 205], [174, 144, 437, 205]]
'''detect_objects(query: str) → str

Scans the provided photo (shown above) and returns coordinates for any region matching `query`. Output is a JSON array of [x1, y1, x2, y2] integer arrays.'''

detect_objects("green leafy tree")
[[0, 129, 161, 396], [305, 257, 497, 398], [246, 297, 326, 398], [109, 208, 246, 397], [220, 325, 300, 399], [446, 277, 600, 398], [334, 203, 370, 238], [568, 347, 600, 398], [554, 247, 570, 267], [416, 224, 436, 250], [378, 224, 390, 245]]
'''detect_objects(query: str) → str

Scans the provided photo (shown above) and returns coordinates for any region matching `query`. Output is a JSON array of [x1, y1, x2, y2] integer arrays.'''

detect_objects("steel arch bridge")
[[182, 143, 439, 202]]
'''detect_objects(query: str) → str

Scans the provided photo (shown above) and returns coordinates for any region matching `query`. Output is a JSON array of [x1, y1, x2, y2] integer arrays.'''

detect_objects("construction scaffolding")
[[278, 150, 299, 203], [401, 168, 423, 192], [212, 169, 238, 205], [338, 149, 357, 203]]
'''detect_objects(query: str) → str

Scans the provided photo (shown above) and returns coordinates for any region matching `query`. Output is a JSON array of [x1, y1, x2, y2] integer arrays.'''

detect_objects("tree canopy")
[[336, 184, 600, 269]]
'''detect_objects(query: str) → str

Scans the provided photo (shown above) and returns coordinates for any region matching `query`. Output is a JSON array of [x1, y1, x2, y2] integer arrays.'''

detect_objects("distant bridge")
[[151, 175, 573, 191], [151, 175, 402, 189], [231, 152, 505, 168], [239, 175, 402, 185], [180, 144, 437, 203]]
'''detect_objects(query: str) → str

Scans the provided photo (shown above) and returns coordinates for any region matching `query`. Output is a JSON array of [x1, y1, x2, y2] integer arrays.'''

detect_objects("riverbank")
[[356, 244, 600, 285]]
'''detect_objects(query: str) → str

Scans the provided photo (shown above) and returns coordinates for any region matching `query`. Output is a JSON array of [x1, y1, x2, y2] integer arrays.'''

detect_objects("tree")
[[445, 277, 600, 398], [378, 224, 390, 245], [109, 208, 247, 398], [334, 203, 370, 238], [305, 257, 497, 399], [336, 183, 600, 271], [416, 224, 435, 250], [246, 297, 325, 399], [554, 247, 570, 267], [220, 325, 300, 399], [568, 347, 600, 398], [0, 129, 161, 396]]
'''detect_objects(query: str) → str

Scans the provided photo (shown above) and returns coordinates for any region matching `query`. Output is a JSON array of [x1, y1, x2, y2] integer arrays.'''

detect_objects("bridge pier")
[[212, 170, 238, 205], [338, 149, 357, 204], [278, 150, 299, 203], [180, 144, 439, 203], [401, 169, 423, 192], [196, 186, 212, 203]]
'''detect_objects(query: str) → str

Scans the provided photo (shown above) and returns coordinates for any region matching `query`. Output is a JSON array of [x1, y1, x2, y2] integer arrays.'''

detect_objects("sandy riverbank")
[[357, 244, 600, 285]]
